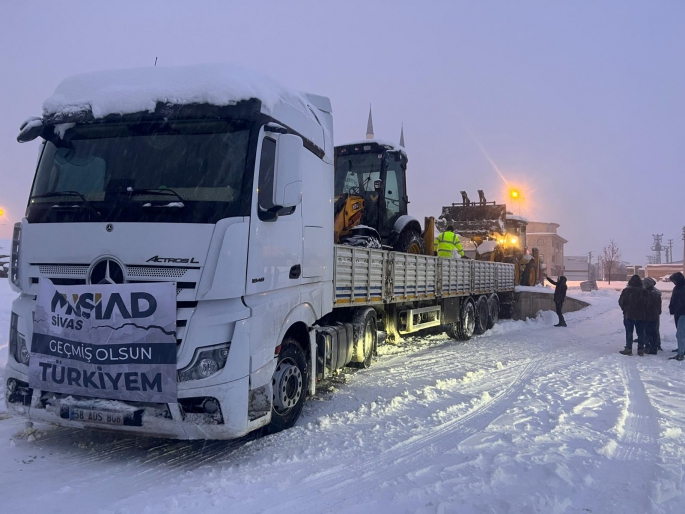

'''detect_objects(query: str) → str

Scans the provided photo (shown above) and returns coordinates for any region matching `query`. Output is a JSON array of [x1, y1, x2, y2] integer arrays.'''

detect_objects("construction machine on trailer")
[[334, 140, 429, 255], [437, 190, 543, 287]]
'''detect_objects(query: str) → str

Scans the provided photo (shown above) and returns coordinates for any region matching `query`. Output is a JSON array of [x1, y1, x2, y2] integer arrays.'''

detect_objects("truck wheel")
[[473, 296, 489, 335], [349, 308, 377, 368], [263, 338, 308, 435], [446, 298, 476, 341], [487, 294, 500, 329], [394, 229, 425, 255]]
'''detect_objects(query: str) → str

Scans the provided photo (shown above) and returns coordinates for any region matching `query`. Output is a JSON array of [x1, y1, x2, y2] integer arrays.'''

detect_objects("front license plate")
[[69, 407, 124, 426]]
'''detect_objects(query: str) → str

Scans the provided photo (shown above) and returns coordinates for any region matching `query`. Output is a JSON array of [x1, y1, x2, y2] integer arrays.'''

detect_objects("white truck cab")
[[7, 64, 336, 438]]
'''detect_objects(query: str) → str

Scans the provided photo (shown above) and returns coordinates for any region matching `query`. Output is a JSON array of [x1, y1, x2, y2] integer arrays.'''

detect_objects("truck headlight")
[[10, 222, 21, 288], [178, 344, 230, 383], [17, 335, 31, 365], [9, 313, 30, 366]]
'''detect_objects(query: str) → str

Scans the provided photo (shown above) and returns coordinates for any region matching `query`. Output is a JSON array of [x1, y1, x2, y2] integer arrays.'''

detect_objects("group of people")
[[543, 271, 685, 359], [619, 272, 685, 359], [435, 229, 685, 360]]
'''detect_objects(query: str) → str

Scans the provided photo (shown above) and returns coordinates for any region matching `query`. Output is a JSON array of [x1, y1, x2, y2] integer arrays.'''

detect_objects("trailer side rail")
[[333, 246, 515, 307]]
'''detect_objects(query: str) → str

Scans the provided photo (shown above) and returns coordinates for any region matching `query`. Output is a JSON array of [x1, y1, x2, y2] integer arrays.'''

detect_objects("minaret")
[[399, 123, 405, 147], [366, 105, 374, 140]]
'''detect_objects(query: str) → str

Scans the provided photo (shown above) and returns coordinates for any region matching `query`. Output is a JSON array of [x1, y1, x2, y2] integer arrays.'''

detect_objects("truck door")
[[246, 134, 303, 295]]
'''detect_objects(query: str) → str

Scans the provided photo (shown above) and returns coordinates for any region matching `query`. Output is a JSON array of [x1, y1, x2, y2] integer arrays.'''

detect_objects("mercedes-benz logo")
[[89, 258, 125, 285], [106, 224, 114, 232]]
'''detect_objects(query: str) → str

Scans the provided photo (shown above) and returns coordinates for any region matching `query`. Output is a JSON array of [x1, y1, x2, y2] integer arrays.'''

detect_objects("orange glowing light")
[[510, 190, 520, 199]]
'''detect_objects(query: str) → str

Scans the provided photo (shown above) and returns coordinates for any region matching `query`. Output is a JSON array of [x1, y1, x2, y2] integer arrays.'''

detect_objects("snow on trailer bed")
[[1, 280, 685, 513]]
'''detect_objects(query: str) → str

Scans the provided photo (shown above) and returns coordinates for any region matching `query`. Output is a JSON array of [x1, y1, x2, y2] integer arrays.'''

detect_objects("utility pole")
[[667, 239, 674, 264], [588, 251, 593, 281], [652, 234, 663, 264]]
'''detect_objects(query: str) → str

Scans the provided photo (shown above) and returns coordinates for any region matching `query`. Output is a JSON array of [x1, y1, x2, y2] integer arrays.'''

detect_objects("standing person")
[[643, 277, 662, 355], [668, 272, 685, 361], [619, 275, 647, 356], [435, 225, 465, 258], [544, 274, 568, 327], [520, 255, 537, 286]]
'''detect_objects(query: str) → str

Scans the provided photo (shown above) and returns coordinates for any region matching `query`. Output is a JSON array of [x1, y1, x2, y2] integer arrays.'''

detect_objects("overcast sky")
[[1, 1, 683, 264]]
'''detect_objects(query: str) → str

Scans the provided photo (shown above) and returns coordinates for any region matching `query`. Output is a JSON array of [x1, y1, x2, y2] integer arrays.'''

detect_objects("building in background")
[[645, 262, 683, 281], [564, 256, 589, 281], [626, 265, 645, 280], [528, 222, 567, 276]]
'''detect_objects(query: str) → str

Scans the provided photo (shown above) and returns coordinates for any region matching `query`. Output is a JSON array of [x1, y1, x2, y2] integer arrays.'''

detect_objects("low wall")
[[512, 291, 589, 321]]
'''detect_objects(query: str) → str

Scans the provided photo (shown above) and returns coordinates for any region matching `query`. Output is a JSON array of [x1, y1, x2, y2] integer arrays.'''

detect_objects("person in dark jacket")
[[619, 275, 647, 356], [668, 272, 685, 361], [642, 277, 662, 355], [544, 275, 568, 327]]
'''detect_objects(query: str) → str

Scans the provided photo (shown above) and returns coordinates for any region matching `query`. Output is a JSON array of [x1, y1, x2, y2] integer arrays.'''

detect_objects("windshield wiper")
[[125, 188, 185, 204], [30, 191, 103, 219]]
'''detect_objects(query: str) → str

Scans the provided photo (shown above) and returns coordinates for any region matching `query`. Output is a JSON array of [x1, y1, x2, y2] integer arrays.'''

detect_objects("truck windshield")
[[27, 119, 254, 224]]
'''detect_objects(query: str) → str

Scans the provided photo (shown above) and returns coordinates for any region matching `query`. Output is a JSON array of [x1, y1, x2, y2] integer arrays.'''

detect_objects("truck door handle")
[[289, 264, 301, 279]]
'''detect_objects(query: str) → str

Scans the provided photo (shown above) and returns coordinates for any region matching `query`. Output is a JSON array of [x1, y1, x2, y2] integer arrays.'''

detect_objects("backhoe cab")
[[334, 141, 425, 254]]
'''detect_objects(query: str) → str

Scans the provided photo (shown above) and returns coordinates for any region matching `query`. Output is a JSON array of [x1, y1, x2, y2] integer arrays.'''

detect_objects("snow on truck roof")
[[33, 64, 333, 157]]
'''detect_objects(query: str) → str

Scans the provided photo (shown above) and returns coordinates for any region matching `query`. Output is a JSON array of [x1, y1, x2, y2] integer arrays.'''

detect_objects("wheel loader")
[[436, 191, 543, 286]]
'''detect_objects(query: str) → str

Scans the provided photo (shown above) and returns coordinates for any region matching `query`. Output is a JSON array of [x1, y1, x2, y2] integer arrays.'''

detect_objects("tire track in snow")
[[590, 359, 664, 513], [15, 425, 259, 509], [257, 354, 566, 514]]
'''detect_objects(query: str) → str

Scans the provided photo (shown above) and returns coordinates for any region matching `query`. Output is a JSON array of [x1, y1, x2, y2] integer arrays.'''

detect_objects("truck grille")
[[28, 263, 201, 347]]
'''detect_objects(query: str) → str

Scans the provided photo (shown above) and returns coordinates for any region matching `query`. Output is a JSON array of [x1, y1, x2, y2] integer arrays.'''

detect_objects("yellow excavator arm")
[[334, 194, 365, 243]]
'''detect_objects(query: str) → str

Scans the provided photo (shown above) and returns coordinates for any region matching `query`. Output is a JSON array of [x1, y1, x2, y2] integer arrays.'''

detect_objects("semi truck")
[[5, 64, 515, 440]]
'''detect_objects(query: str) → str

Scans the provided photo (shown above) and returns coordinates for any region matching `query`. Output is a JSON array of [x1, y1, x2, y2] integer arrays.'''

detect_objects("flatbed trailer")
[[311, 246, 515, 384]]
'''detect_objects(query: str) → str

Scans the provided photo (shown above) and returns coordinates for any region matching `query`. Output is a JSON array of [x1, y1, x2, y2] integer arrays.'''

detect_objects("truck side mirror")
[[273, 134, 303, 208]]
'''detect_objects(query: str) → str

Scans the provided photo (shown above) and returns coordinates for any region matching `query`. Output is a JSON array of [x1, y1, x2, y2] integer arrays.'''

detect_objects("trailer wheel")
[[446, 298, 476, 341], [349, 308, 377, 368], [263, 338, 308, 435], [473, 296, 489, 335], [394, 229, 425, 255], [487, 294, 500, 329]]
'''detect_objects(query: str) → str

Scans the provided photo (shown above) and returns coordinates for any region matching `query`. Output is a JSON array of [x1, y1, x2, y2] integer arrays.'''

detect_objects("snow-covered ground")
[[1, 273, 684, 513]]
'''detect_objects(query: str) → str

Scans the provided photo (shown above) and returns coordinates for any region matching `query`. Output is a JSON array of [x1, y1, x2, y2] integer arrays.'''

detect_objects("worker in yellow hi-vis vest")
[[434, 225, 465, 258]]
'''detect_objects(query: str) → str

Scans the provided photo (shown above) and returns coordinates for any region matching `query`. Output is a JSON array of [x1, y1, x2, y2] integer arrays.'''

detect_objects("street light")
[[509, 189, 524, 215]]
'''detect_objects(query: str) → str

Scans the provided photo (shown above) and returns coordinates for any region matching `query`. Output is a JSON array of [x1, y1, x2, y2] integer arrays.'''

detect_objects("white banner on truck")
[[29, 279, 177, 403]]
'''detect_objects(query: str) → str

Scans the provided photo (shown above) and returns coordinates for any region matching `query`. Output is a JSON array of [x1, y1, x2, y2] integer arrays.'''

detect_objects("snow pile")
[[507, 214, 529, 223], [515, 284, 554, 293], [476, 240, 497, 255], [338, 138, 407, 157], [42, 63, 317, 122]]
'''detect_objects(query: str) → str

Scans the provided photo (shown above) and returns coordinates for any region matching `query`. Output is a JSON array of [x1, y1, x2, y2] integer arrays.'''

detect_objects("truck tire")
[[263, 338, 308, 435], [349, 308, 377, 369], [473, 296, 489, 335], [394, 229, 425, 255], [445, 298, 476, 341], [487, 294, 500, 329]]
